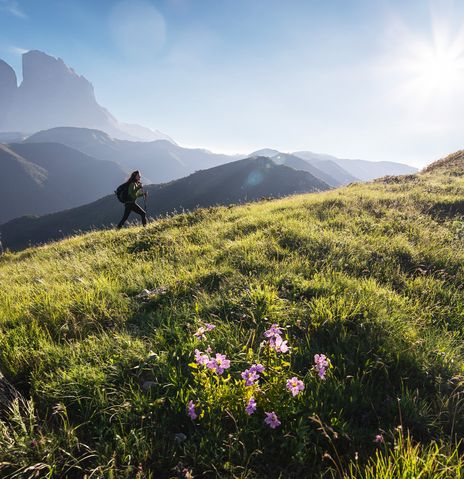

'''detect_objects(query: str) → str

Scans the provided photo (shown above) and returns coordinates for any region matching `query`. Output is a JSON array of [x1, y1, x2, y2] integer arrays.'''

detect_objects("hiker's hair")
[[127, 171, 140, 184]]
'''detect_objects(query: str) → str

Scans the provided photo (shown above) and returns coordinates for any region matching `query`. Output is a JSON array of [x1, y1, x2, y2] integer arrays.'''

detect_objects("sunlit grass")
[[0, 164, 464, 477]]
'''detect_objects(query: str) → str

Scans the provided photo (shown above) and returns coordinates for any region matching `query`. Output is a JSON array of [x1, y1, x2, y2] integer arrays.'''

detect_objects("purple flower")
[[264, 411, 281, 429], [250, 363, 265, 374], [374, 434, 384, 444], [194, 349, 209, 366], [187, 400, 197, 420], [264, 324, 283, 339], [314, 354, 329, 379], [194, 326, 207, 340], [241, 363, 265, 386], [194, 323, 215, 340], [241, 368, 260, 386], [207, 353, 231, 375], [245, 397, 257, 415], [286, 377, 305, 396], [269, 335, 289, 353]]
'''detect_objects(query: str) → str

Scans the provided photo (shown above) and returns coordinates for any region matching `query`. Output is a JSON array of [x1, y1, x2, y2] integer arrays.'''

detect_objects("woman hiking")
[[117, 171, 148, 228]]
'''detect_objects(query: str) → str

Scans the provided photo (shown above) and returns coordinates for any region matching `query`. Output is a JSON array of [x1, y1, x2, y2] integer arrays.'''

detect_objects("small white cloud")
[[0, 0, 27, 19]]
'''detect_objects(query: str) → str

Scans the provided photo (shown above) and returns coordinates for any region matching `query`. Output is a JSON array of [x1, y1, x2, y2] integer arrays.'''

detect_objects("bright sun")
[[396, 23, 464, 102], [411, 44, 464, 93]]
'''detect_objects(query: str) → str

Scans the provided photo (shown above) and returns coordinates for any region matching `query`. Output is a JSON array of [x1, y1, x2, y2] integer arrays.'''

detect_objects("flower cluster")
[[314, 354, 330, 380], [264, 324, 289, 353], [189, 322, 331, 430]]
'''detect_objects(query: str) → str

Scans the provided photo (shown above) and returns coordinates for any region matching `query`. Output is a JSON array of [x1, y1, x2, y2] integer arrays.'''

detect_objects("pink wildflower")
[[241, 363, 265, 386], [194, 349, 209, 366], [187, 400, 197, 420], [194, 326, 207, 340], [374, 434, 384, 444], [241, 368, 259, 386], [250, 363, 265, 373], [270, 335, 289, 353], [286, 377, 305, 396], [205, 323, 215, 331], [245, 397, 257, 415], [207, 353, 231, 375], [314, 353, 329, 379], [264, 324, 283, 339], [264, 411, 281, 429]]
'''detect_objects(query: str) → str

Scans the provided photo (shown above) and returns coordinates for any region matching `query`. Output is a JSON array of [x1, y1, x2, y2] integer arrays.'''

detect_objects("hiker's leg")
[[131, 203, 147, 226], [117, 203, 132, 228]]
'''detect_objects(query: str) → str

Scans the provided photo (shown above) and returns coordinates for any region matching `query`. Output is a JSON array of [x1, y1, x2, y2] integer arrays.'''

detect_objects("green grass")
[[1, 157, 464, 477]]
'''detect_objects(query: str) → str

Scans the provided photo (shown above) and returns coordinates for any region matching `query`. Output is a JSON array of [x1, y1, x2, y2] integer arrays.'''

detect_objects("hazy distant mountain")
[[25, 127, 242, 183], [331, 158, 417, 181], [250, 149, 358, 185], [0, 156, 330, 251], [0, 50, 173, 142], [0, 142, 125, 223], [250, 148, 281, 157], [0, 132, 29, 143], [293, 151, 417, 181], [270, 153, 346, 187], [291, 152, 359, 184]]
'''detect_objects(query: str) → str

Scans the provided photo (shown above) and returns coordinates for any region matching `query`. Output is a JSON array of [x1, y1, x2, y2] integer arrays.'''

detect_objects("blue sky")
[[1, 0, 464, 166]]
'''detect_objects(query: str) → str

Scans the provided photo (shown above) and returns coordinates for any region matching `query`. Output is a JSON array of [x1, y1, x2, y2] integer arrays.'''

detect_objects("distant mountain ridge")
[[25, 127, 242, 184], [293, 151, 417, 181], [0, 156, 330, 251], [250, 148, 416, 184], [269, 153, 354, 187], [0, 50, 172, 142], [0, 142, 126, 223], [24, 128, 417, 188]]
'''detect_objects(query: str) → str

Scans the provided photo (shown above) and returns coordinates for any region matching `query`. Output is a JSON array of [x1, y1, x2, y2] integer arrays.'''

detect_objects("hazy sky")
[[1, 0, 464, 166]]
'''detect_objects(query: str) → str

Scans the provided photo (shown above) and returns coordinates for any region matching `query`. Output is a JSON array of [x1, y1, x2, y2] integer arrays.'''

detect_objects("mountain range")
[[0, 142, 125, 224], [293, 151, 416, 181], [0, 156, 330, 251], [24, 127, 241, 184], [0, 50, 171, 142], [0, 125, 418, 227], [24, 127, 417, 185]]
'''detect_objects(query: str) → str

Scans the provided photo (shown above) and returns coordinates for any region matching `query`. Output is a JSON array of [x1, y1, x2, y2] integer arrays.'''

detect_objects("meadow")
[[0, 152, 464, 478]]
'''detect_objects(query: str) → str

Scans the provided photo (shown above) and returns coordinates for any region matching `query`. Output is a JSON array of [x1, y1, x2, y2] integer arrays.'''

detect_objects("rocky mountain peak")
[[0, 50, 172, 142], [20, 50, 94, 97], [0, 59, 18, 130], [0, 59, 17, 91]]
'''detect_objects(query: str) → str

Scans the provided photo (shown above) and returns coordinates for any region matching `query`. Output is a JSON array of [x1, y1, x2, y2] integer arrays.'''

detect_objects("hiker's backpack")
[[115, 182, 129, 203]]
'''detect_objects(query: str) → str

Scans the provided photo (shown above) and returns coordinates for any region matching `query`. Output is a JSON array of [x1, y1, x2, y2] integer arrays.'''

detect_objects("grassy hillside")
[[0, 152, 464, 478]]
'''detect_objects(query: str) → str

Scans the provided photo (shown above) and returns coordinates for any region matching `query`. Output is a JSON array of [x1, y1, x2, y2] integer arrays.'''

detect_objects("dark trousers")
[[117, 202, 147, 228]]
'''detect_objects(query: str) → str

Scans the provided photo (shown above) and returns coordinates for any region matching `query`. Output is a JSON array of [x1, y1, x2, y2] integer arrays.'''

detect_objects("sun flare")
[[410, 43, 464, 93]]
